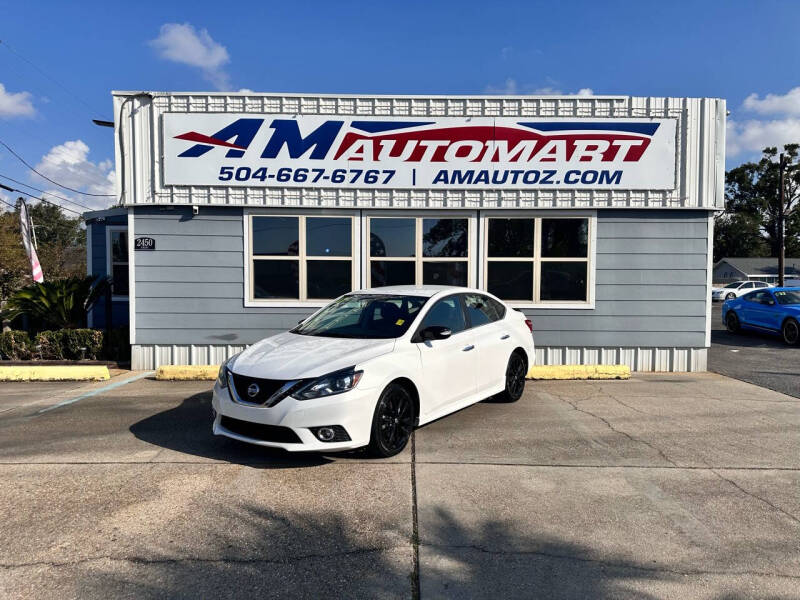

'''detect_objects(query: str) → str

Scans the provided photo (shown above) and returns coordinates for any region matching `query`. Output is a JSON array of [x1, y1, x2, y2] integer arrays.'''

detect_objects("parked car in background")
[[722, 287, 800, 345], [211, 286, 535, 457], [712, 280, 771, 301]]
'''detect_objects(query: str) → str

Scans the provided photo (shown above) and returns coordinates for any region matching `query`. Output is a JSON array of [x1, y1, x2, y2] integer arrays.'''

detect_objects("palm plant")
[[1, 275, 111, 330]]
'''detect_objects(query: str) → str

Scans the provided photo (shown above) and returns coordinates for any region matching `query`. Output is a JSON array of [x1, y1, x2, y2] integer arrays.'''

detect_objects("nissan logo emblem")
[[247, 383, 260, 398]]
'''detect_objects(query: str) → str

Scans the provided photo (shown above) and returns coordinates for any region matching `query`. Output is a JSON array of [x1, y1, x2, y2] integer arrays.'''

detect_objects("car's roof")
[[350, 285, 475, 298]]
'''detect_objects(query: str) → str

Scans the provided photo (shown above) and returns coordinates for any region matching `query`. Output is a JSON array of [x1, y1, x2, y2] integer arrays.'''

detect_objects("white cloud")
[[149, 23, 231, 91], [0, 83, 35, 118], [500, 46, 512, 60], [238, 88, 255, 94], [742, 87, 800, 116], [485, 79, 594, 96], [35, 140, 116, 210], [726, 117, 800, 158]]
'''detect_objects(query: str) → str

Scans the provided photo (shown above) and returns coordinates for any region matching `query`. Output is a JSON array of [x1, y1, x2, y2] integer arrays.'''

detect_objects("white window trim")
[[363, 210, 477, 288], [243, 208, 361, 308], [106, 225, 130, 302], [478, 210, 597, 310]]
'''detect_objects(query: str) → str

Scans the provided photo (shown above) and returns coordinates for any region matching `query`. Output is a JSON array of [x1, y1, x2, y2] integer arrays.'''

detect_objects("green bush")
[[34, 329, 104, 360], [0, 330, 33, 360]]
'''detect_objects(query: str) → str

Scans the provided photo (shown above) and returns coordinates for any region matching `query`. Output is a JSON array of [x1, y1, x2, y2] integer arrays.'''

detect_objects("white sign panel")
[[162, 114, 677, 190]]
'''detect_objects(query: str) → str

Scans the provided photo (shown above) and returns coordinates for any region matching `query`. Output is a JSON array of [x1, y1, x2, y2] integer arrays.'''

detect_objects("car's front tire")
[[499, 351, 527, 403], [367, 382, 415, 458], [726, 311, 741, 333], [782, 318, 800, 346]]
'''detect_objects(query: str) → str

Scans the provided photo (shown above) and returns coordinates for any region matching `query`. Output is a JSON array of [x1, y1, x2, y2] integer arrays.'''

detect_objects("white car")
[[211, 285, 535, 457], [712, 280, 771, 301]]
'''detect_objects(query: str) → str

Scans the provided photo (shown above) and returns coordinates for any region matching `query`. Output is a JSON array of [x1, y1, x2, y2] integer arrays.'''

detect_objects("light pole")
[[778, 153, 788, 287]]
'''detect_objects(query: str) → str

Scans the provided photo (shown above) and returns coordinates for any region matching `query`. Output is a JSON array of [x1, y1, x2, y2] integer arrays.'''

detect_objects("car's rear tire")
[[499, 351, 527, 403], [726, 311, 741, 333], [782, 318, 800, 346], [367, 382, 415, 458], [726, 292, 736, 300]]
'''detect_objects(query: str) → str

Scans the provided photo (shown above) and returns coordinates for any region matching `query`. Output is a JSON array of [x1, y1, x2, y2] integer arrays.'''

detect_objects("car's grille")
[[230, 372, 295, 406], [219, 416, 303, 444]]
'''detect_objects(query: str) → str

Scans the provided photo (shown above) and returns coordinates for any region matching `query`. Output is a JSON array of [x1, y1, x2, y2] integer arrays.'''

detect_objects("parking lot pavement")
[[709, 303, 800, 398], [1, 373, 799, 599]]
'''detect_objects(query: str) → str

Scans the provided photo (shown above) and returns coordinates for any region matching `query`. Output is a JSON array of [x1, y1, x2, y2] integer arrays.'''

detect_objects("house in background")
[[713, 257, 800, 285]]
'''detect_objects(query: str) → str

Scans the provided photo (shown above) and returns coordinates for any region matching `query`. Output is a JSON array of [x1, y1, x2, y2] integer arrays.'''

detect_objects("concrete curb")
[[0, 366, 111, 382], [155, 365, 219, 381], [526, 365, 631, 380]]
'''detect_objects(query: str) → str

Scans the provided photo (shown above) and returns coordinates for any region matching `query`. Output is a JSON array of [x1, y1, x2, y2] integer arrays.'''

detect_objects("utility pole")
[[778, 153, 787, 287]]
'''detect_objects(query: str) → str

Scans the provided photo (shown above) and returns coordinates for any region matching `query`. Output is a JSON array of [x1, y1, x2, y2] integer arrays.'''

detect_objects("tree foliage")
[[717, 144, 800, 261]]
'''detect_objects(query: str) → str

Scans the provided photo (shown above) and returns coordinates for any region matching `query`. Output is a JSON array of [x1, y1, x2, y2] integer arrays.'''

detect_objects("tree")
[[722, 144, 800, 258], [713, 212, 768, 262]]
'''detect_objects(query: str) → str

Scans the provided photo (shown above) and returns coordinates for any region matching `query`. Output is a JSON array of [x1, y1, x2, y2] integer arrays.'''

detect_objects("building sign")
[[134, 237, 156, 250], [162, 114, 677, 190]]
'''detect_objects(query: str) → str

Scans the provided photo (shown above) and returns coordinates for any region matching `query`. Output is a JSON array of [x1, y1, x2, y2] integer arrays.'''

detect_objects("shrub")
[[34, 329, 104, 360], [0, 330, 33, 360]]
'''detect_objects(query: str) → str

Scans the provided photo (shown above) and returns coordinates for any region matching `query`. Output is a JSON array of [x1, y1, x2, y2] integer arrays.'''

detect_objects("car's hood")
[[230, 332, 395, 380]]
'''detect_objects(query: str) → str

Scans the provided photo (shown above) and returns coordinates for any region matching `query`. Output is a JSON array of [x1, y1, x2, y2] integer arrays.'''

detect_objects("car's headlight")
[[293, 367, 363, 400], [217, 353, 240, 388]]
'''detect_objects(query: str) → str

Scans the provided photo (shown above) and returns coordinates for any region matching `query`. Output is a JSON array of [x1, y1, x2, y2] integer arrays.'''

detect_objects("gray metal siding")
[[523, 210, 709, 348], [133, 206, 309, 345], [133, 207, 710, 350]]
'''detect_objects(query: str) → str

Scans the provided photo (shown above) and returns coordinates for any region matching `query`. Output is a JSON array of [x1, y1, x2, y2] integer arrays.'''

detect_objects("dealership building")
[[84, 91, 725, 371]]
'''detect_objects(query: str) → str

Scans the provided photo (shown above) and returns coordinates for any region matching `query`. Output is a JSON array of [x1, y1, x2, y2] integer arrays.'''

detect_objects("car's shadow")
[[129, 391, 350, 468], [711, 327, 792, 349]]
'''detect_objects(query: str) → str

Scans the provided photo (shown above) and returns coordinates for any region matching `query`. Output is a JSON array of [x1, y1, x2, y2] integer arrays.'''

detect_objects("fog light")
[[316, 427, 336, 442]]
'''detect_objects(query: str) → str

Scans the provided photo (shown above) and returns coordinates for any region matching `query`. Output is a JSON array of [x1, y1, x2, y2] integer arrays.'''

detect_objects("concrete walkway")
[[0, 373, 798, 598]]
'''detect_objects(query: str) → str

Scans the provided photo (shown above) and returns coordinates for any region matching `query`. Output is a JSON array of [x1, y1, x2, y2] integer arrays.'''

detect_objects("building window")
[[485, 216, 592, 304], [107, 227, 129, 298], [367, 216, 471, 287], [249, 215, 355, 301]]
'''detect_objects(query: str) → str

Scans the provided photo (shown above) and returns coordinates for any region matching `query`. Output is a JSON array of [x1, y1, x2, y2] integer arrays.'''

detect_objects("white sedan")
[[712, 280, 771, 301], [211, 285, 535, 457]]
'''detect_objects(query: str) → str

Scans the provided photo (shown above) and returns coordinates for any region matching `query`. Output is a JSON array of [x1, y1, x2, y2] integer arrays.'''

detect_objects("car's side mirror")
[[420, 325, 452, 341]]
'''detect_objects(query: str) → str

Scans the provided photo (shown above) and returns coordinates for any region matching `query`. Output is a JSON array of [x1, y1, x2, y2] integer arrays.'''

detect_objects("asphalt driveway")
[[1, 372, 799, 599], [709, 303, 800, 398]]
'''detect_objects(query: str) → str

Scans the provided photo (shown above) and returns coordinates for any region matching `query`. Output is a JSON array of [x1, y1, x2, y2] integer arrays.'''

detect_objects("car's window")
[[293, 294, 427, 339], [742, 282, 755, 289], [418, 296, 466, 335], [742, 292, 757, 302], [723, 282, 742, 289], [775, 290, 800, 305], [751, 291, 774, 305], [463, 293, 506, 327], [755, 282, 767, 288]]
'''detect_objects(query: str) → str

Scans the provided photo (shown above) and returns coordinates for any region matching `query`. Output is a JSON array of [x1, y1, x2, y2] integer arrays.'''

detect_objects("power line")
[[0, 39, 108, 119], [0, 196, 16, 210], [0, 173, 93, 211], [0, 183, 82, 216], [0, 139, 115, 197]]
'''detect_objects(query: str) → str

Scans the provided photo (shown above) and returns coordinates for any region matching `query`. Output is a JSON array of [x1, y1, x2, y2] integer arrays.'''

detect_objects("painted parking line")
[[36, 371, 155, 414]]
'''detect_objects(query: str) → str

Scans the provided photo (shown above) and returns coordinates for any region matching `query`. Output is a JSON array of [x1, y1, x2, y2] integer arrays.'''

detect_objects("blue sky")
[[1, 0, 799, 211]]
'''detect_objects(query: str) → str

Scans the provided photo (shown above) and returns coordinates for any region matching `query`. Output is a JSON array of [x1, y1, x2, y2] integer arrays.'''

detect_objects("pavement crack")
[[424, 542, 800, 580], [711, 470, 800, 527], [554, 393, 679, 467]]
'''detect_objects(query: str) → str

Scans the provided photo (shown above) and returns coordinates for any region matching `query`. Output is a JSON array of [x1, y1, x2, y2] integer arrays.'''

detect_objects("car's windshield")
[[293, 294, 429, 339], [724, 282, 743, 289], [774, 290, 800, 305]]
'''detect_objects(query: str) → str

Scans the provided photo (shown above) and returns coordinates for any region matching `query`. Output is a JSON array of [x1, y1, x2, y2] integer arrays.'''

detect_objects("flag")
[[18, 200, 43, 283]]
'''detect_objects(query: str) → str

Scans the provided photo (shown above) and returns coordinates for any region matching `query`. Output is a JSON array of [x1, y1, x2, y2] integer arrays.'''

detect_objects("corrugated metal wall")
[[130, 207, 711, 371], [113, 92, 725, 211]]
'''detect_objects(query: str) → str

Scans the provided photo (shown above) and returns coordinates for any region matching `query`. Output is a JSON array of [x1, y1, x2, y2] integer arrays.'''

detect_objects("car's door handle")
[[462, 345, 475, 351], [500, 334, 510, 340]]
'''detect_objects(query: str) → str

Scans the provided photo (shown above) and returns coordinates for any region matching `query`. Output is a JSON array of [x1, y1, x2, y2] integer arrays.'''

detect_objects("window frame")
[[479, 210, 596, 309], [363, 210, 476, 289], [244, 209, 360, 307], [106, 225, 129, 301]]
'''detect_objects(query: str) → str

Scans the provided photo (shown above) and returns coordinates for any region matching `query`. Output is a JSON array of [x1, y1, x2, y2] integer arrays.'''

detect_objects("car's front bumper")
[[211, 380, 377, 452]]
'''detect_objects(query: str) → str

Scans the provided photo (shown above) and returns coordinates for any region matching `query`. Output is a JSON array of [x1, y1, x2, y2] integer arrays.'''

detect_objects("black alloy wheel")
[[726, 311, 740, 333], [368, 383, 415, 458], [500, 352, 526, 402], [782, 318, 800, 346]]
